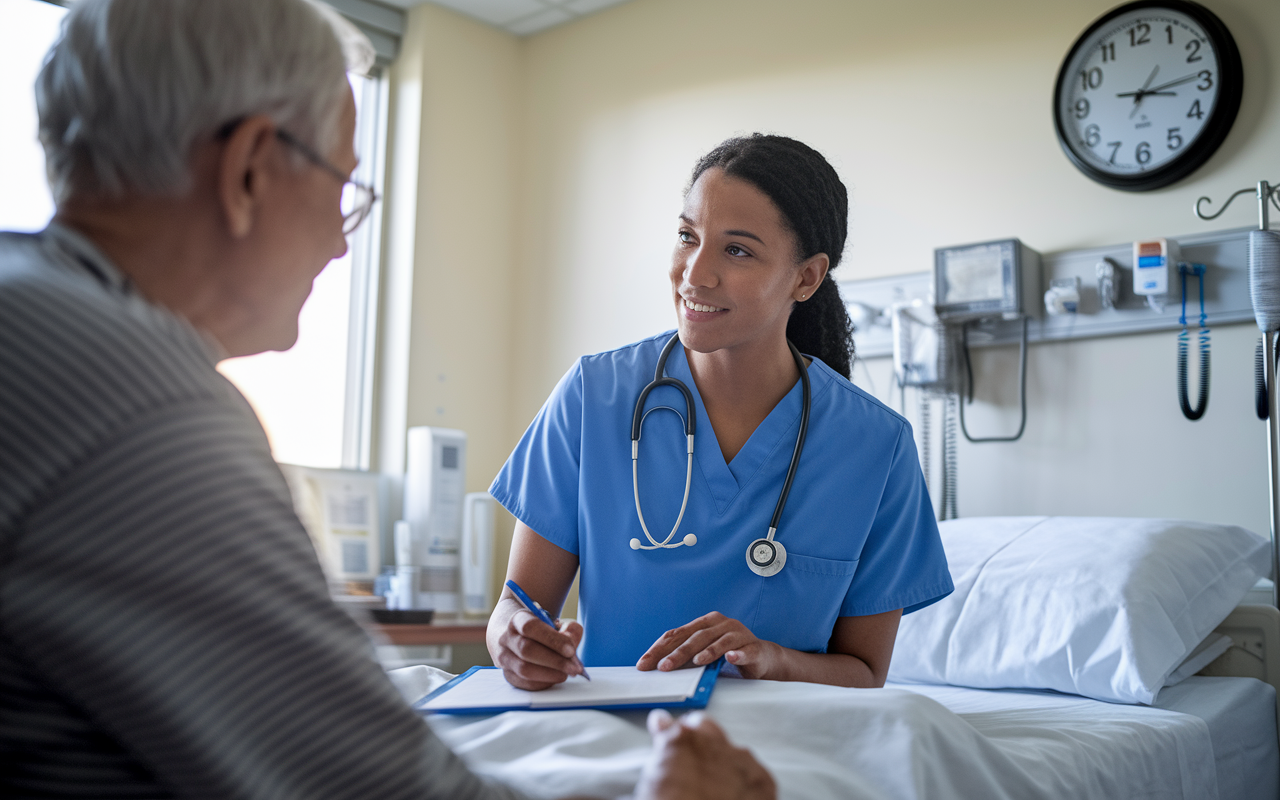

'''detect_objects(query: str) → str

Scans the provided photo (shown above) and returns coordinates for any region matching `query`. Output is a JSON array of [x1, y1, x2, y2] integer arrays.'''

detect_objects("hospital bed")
[[391, 516, 1280, 800]]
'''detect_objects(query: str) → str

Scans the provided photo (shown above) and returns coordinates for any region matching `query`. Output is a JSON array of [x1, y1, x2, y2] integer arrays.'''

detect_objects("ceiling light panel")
[[378, 0, 636, 35]]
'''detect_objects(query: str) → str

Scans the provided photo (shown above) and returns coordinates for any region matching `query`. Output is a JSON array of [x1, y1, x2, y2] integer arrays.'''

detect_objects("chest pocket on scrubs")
[[751, 553, 858, 654]]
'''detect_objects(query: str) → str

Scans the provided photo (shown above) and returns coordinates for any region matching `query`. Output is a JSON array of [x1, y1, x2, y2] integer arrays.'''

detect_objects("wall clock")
[[1053, 0, 1242, 191]]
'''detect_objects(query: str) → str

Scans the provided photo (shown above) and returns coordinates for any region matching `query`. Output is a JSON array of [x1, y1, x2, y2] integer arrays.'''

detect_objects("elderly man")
[[0, 1, 774, 798]]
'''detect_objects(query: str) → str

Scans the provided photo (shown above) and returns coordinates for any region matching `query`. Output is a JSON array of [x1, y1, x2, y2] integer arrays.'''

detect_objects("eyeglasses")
[[274, 129, 379, 236], [216, 119, 379, 236]]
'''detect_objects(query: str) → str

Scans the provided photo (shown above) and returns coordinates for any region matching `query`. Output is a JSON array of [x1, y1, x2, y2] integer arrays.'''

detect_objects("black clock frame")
[[1052, 0, 1242, 192]]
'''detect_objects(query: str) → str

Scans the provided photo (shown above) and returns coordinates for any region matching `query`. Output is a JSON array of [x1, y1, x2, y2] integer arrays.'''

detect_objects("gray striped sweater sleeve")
[[0, 231, 527, 800]]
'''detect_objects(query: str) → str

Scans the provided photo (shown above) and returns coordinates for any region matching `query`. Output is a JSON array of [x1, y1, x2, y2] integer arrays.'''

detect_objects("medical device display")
[[278, 465, 383, 588], [934, 239, 1040, 322], [631, 333, 810, 577], [1195, 178, 1280, 607], [403, 426, 467, 613], [934, 239, 1040, 450], [1052, 0, 1242, 192]]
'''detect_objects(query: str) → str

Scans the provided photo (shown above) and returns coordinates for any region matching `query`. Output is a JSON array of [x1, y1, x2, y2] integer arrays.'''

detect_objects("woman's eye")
[[726, 245, 747, 257], [678, 231, 694, 244]]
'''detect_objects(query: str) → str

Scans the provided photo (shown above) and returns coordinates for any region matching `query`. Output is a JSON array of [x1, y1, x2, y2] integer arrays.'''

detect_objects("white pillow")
[[887, 517, 1269, 704], [1165, 632, 1233, 686]]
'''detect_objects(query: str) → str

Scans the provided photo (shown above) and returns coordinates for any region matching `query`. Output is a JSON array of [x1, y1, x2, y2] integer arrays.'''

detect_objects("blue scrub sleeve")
[[489, 360, 584, 555], [840, 423, 953, 617]]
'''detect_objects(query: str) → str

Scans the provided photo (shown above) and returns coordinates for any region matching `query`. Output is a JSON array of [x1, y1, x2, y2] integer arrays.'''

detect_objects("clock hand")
[[1141, 65, 1160, 89], [1123, 65, 1162, 119], [1146, 73, 1201, 93], [1115, 90, 1178, 98]]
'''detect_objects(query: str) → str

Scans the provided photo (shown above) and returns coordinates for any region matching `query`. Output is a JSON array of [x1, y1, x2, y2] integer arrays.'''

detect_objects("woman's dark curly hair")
[[689, 134, 855, 379]]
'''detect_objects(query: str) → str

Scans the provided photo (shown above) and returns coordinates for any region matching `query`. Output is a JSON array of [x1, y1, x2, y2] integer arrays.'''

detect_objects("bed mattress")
[[897, 676, 1277, 800], [401, 667, 1276, 800]]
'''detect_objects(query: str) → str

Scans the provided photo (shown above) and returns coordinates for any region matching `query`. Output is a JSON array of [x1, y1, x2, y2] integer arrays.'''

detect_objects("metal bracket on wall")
[[840, 225, 1263, 357]]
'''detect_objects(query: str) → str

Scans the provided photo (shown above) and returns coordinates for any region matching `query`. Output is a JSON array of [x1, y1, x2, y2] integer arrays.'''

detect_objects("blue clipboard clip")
[[414, 660, 724, 716]]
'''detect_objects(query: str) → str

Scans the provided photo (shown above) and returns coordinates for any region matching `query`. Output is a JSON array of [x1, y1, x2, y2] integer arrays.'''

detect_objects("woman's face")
[[669, 168, 827, 357]]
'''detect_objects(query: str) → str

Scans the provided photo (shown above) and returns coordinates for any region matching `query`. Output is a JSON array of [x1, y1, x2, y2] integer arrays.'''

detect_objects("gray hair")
[[36, 0, 375, 203]]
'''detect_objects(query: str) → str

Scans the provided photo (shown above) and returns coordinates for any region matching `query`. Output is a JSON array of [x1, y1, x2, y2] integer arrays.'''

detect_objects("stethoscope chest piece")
[[746, 537, 787, 577]]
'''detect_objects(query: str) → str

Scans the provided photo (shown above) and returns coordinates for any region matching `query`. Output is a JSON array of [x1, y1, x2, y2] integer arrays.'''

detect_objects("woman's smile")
[[682, 297, 726, 314]]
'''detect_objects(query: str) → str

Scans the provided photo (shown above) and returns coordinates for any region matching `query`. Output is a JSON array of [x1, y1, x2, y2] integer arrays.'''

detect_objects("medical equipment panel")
[[934, 239, 1041, 322], [278, 465, 385, 589], [403, 427, 467, 614]]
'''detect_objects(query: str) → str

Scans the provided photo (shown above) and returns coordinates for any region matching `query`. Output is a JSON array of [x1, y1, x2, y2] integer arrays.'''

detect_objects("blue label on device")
[[1137, 256, 1165, 268]]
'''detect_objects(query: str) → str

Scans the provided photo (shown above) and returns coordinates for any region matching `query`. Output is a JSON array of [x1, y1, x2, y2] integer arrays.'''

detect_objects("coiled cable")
[[939, 395, 958, 521], [1255, 333, 1279, 420], [918, 391, 931, 498], [1177, 263, 1209, 421], [959, 317, 1029, 443]]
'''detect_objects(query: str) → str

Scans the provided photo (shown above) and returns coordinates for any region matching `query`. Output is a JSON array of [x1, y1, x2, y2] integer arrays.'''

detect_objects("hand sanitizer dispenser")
[[461, 493, 496, 616], [1133, 238, 1179, 298], [403, 427, 467, 614]]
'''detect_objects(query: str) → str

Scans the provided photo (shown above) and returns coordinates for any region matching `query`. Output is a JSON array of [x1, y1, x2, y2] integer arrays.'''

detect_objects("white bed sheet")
[[400, 667, 1262, 800], [1153, 676, 1278, 800]]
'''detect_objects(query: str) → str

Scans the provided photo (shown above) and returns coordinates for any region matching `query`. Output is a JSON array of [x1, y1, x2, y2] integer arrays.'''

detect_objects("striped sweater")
[[0, 224, 523, 799]]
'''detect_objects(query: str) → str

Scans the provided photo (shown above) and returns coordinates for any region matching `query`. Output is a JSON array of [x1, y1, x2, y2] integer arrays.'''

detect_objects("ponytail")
[[689, 134, 856, 379], [787, 274, 854, 380]]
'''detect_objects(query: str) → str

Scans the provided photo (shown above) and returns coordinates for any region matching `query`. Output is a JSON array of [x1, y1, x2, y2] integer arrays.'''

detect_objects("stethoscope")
[[629, 333, 811, 577]]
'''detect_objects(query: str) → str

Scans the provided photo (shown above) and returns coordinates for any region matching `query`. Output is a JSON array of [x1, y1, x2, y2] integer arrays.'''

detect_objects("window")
[[0, 0, 66, 232], [218, 71, 388, 470], [1, 0, 392, 472]]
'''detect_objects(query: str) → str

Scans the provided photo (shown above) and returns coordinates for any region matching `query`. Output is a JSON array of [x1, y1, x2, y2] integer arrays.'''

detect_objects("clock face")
[[1054, 0, 1242, 191]]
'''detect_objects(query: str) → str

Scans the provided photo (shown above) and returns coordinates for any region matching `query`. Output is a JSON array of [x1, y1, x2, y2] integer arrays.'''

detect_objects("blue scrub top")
[[490, 332, 953, 667]]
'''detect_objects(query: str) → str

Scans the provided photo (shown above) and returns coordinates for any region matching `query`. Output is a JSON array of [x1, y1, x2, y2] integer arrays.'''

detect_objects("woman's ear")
[[794, 252, 830, 302], [217, 115, 278, 239]]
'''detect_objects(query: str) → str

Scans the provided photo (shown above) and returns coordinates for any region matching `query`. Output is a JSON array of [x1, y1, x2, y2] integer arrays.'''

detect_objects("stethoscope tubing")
[[768, 339, 810, 537], [630, 333, 811, 557]]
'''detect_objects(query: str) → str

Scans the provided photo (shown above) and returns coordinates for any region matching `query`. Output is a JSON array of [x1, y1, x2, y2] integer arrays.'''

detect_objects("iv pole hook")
[[1195, 181, 1280, 228]]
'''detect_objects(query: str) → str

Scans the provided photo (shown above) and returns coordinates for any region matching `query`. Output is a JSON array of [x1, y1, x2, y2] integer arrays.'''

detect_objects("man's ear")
[[217, 116, 278, 239], [794, 252, 830, 302]]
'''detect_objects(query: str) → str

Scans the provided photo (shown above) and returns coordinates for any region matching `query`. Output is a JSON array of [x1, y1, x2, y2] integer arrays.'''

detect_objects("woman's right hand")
[[488, 595, 585, 690]]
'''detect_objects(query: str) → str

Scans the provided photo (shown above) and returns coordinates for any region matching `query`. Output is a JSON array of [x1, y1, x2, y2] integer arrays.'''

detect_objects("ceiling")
[[377, 0, 635, 36]]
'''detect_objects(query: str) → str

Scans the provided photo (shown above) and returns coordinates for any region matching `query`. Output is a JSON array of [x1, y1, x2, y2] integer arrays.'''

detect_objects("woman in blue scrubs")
[[486, 134, 952, 691]]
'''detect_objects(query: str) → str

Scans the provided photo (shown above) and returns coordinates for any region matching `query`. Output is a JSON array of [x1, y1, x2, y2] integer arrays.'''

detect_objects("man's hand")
[[632, 709, 776, 800], [636, 611, 780, 679]]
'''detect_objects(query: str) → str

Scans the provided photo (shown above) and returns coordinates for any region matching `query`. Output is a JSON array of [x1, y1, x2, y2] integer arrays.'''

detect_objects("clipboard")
[[415, 662, 721, 715]]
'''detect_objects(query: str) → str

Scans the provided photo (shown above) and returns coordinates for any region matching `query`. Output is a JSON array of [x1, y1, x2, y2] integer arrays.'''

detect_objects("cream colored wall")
[[383, 3, 523, 597], [387, 0, 1280, 611], [507, 0, 1280, 537]]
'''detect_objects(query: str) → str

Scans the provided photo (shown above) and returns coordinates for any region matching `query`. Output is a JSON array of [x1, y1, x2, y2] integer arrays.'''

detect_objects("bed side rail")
[[1201, 604, 1280, 742]]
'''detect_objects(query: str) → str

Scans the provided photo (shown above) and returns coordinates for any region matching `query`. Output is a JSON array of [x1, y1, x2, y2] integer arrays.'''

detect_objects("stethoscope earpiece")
[[630, 532, 699, 552], [630, 333, 810, 577]]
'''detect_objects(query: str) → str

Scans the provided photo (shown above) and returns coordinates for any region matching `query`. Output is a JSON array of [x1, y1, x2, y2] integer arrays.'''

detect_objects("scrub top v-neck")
[[491, 331, 953, 667]]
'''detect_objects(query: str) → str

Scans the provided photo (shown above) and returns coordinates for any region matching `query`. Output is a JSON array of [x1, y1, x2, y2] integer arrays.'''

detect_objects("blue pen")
[[505, 579, 590, 681]]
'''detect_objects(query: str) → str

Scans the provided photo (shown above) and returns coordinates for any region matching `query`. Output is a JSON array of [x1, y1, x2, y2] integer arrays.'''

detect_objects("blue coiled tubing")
[[1178, 263, 1209, 421]]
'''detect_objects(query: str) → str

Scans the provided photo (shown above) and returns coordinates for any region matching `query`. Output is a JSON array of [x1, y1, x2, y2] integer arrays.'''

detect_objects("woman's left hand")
[[636, 611, 781, 679]]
